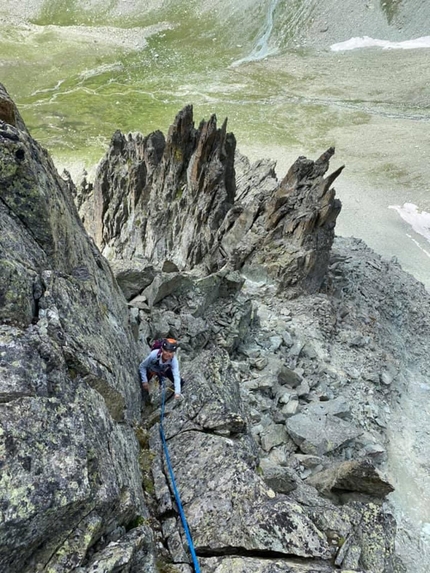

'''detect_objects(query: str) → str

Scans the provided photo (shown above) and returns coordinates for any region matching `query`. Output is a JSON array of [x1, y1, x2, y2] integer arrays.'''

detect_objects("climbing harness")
[[159, 378, 201, 573]]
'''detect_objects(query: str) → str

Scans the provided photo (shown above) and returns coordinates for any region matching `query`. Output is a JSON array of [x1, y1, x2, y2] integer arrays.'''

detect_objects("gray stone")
[[286, 412, 362, 456], [281, 396, 300, 417], [362, 443, 387, 460], [306, 459, 394, 497], [281, 331, 294, 347], [260, 423, 289, 452], [162, 260, 180, 273], [268, 335, 283, 351], [296, 379, 311, 398], [83, 526, 156, 573], [162, 518, 189, 563], [257, 375, 277, 396], [294, 454, 326, 470], [278, 365, 303, 387], [277, 386, 295, 405], [259, 459, 298, 494], [129, 294, 149, 309], [142, 272, 193, 307], [306, 397, 351, 420], [380, 370, 394, 385], [110, 259, 155, 301], [252, 356, 268, 370]]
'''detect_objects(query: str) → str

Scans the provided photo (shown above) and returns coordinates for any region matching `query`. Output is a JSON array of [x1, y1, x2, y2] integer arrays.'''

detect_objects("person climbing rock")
[[139, 338, 182, 399]]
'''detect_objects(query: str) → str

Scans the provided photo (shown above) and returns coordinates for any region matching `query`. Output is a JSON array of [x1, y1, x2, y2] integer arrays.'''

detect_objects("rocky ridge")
[[1, 84, 429, 572], [78, 105, 343, 298]]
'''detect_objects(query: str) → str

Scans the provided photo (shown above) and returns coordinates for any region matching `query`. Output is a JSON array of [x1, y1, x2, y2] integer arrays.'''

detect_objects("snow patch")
[[331, 36, 430, 52], [389, 203, 430, 244]]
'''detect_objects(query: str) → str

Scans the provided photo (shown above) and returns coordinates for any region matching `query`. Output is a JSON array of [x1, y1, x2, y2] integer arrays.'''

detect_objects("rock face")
[[3, 86, 429, 573], [79, 106, 342, 297], [0, 84, 156, 573]]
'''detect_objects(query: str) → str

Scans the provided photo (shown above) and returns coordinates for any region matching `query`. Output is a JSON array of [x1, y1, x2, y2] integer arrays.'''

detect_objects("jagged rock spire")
[[219, 147, 344, 295], [80, 108, 343, 296], [82, 105, 236, 270]]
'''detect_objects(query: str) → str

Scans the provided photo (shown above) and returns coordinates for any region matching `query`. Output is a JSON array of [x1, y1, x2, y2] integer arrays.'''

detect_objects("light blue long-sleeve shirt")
[[139, 349, 181, 395]]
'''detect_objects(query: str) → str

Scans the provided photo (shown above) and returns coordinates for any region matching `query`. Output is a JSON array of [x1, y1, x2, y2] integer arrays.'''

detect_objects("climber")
[[139, 338, 182, 399]]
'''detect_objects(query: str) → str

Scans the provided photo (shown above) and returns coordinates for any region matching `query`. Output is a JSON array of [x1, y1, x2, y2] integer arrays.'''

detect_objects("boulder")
[[0, 83, 27, 130], [306, 459, 394, 497], [278, 365, 303, 387], [305, 396, 352, 419], [259, 459, 298, 494], [110, 259, 156, 301], [286, 412, 362, 456]]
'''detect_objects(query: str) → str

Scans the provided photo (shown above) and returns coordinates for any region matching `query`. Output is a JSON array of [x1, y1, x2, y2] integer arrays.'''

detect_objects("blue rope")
[[159, 379, 201, 573]]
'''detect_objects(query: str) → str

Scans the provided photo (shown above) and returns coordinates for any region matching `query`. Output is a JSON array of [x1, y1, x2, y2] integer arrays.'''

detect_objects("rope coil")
[[159, 379, 201, 572]]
